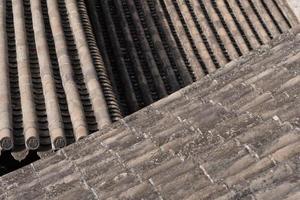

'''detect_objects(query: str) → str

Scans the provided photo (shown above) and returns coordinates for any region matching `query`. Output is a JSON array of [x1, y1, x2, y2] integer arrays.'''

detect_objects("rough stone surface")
[[288, 0, 300, 20]]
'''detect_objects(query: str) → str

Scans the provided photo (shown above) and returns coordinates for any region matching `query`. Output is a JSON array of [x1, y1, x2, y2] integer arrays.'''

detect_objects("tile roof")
[[86, 0, 299, 113], [0, 0, 299, 161], [0, 0, 121, 159], [1, 25, 299, 199]]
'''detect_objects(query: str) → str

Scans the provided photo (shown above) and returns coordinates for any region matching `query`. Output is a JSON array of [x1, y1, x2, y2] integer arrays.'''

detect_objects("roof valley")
[[65, 0, 112, 129], [31, 0, 66, 150], [13, 0, 38, 151], [47, 0, 88, 142]]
